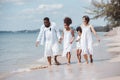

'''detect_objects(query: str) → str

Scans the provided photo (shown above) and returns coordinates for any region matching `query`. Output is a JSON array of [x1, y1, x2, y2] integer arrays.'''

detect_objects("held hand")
[[58, 40, 61, 44], [70, 40, 73, 44], [36, 41, 39, 47], [76, 40, 79, 42], [59, 38, 62, 44]]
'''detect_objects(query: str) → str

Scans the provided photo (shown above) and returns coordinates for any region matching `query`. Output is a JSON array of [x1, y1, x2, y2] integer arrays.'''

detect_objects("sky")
[[0, 0, 107, 31]]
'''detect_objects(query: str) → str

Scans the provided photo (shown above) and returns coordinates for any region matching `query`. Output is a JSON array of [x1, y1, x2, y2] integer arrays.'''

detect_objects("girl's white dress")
[[81, 24, 93, 55], [62, 29, 73, 57], [76, 35, 81, 49]]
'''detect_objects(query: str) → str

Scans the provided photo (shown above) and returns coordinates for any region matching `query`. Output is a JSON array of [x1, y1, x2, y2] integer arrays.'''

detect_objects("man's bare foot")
[[54, 61, 61, 65], [78, 61, 81, 64], [67, 61, 71, 65], [48, 63, 52, 66], [78, 60, 81, 63], [83, 61, 89, 65]]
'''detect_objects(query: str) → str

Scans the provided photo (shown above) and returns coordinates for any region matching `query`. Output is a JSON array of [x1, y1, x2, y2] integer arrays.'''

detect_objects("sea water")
[[0, 31, 106, 75]]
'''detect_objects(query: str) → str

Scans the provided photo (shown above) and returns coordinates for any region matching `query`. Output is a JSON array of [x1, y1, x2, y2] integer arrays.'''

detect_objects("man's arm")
[[36, 25, 44, 47], [53, 23, 61, 40], [59, 31, 64, 43]]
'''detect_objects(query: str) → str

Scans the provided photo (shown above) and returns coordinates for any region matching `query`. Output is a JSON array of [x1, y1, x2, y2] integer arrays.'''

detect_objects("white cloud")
[[0, 0, 25, 5], [33, 19, 41, 23], [38, 4, 63, 11], [85, 0, 102, 3], [22, 4, 63, 14], [52, 11, 58, 15]]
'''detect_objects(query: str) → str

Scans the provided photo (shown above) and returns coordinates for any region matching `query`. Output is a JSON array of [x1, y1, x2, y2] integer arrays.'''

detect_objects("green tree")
[[86, 0, 120, 28]]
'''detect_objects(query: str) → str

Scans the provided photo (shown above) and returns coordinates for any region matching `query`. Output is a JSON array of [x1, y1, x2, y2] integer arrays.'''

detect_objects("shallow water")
[[0, 32, 112, 79]]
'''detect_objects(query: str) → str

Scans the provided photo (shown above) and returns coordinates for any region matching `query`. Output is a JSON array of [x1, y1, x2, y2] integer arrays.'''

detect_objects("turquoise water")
[[0, 31, 106, 74], [0, 32, 44, 73]]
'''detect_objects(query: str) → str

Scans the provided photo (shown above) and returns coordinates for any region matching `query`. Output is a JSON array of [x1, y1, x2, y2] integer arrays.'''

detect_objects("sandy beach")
[[1, 28, 120, 80]]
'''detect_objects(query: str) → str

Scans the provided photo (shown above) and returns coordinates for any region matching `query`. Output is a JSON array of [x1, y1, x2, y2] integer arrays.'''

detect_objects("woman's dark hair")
[[44, 17, 49, 21], [76, 26, 82, 33], [82, 15, 90, 24], [64, 17, 72, 26]]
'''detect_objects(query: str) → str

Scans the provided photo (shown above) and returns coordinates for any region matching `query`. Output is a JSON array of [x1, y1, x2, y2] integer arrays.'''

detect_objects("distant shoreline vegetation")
[[0, 29, 40, 34], [0, 26, 110, 34]]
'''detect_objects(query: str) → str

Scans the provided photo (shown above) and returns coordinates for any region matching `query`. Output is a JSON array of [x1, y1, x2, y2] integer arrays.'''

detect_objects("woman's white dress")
[[81, 24, 93, 55], [62, 29, 73, 57]]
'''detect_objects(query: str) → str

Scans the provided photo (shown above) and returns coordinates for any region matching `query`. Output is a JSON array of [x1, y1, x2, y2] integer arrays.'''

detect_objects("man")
[[36, 17, 61, 65]]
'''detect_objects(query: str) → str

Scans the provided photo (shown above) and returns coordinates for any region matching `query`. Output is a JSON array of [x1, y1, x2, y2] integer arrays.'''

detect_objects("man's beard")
[[45, 25, 50, 27]]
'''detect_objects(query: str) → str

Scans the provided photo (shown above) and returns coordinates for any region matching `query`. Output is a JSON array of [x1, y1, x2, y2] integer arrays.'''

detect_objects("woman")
[[80, 15, 100, 64]]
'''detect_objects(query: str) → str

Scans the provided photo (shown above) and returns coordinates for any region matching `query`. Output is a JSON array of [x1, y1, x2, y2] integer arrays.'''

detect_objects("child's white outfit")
[[80, 24, 93, 55], [62, 29, 73, 57], [36, 22, 61, 57], [76, 35, 81, 49]]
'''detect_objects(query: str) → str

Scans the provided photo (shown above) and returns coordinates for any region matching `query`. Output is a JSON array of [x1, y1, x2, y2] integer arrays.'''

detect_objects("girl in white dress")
[[59, 17, 75, 64], [76, 26, 82, 63], [81, 15, 100, 64]]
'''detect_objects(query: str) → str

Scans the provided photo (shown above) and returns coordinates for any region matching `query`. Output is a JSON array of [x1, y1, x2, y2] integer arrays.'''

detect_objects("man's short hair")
[[44, 17, 49, 21]]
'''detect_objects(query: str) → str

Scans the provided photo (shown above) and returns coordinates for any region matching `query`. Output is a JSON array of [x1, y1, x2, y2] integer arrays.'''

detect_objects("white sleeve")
[[53, 23, 61, 40], [36, 25, 44, 41]]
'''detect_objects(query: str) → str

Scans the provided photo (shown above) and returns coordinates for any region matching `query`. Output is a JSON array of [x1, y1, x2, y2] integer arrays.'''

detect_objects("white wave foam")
[[12, 65, 48, 73], [12, 68, 31, 73], [37, 57, 47, 62], [93, 42, 100, 46]]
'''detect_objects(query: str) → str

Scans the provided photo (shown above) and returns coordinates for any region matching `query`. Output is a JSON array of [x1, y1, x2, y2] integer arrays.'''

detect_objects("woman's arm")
[[90, 25, 100, 42]]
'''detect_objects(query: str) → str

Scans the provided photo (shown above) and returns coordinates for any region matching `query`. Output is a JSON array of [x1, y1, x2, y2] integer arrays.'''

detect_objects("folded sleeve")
[[36, 25, 44, 42], [53, 23, 61, 40]]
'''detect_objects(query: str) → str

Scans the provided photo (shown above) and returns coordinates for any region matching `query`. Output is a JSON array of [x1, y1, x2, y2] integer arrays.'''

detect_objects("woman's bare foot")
[[67, 62, 70, 65], [67, 60, 71, 65], [90, 58, 93, 63], [78, 61, 81, 64]]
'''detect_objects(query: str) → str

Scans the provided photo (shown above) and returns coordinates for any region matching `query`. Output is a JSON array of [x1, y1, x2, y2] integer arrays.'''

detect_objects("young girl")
[[59, 17, 75, 64], [80, 15, 100, 64], [76, 26, 82, 63]]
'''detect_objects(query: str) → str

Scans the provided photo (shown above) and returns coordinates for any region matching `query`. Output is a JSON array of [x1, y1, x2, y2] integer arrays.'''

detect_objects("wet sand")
[[1, 28, 120, 80]]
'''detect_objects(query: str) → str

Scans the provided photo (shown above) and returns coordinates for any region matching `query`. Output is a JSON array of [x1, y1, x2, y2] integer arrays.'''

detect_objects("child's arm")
[[90, 25, 100, 42], [70, 29, 75, 44], [59, 31, 64, 43], [76, 37, 80, 42]]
